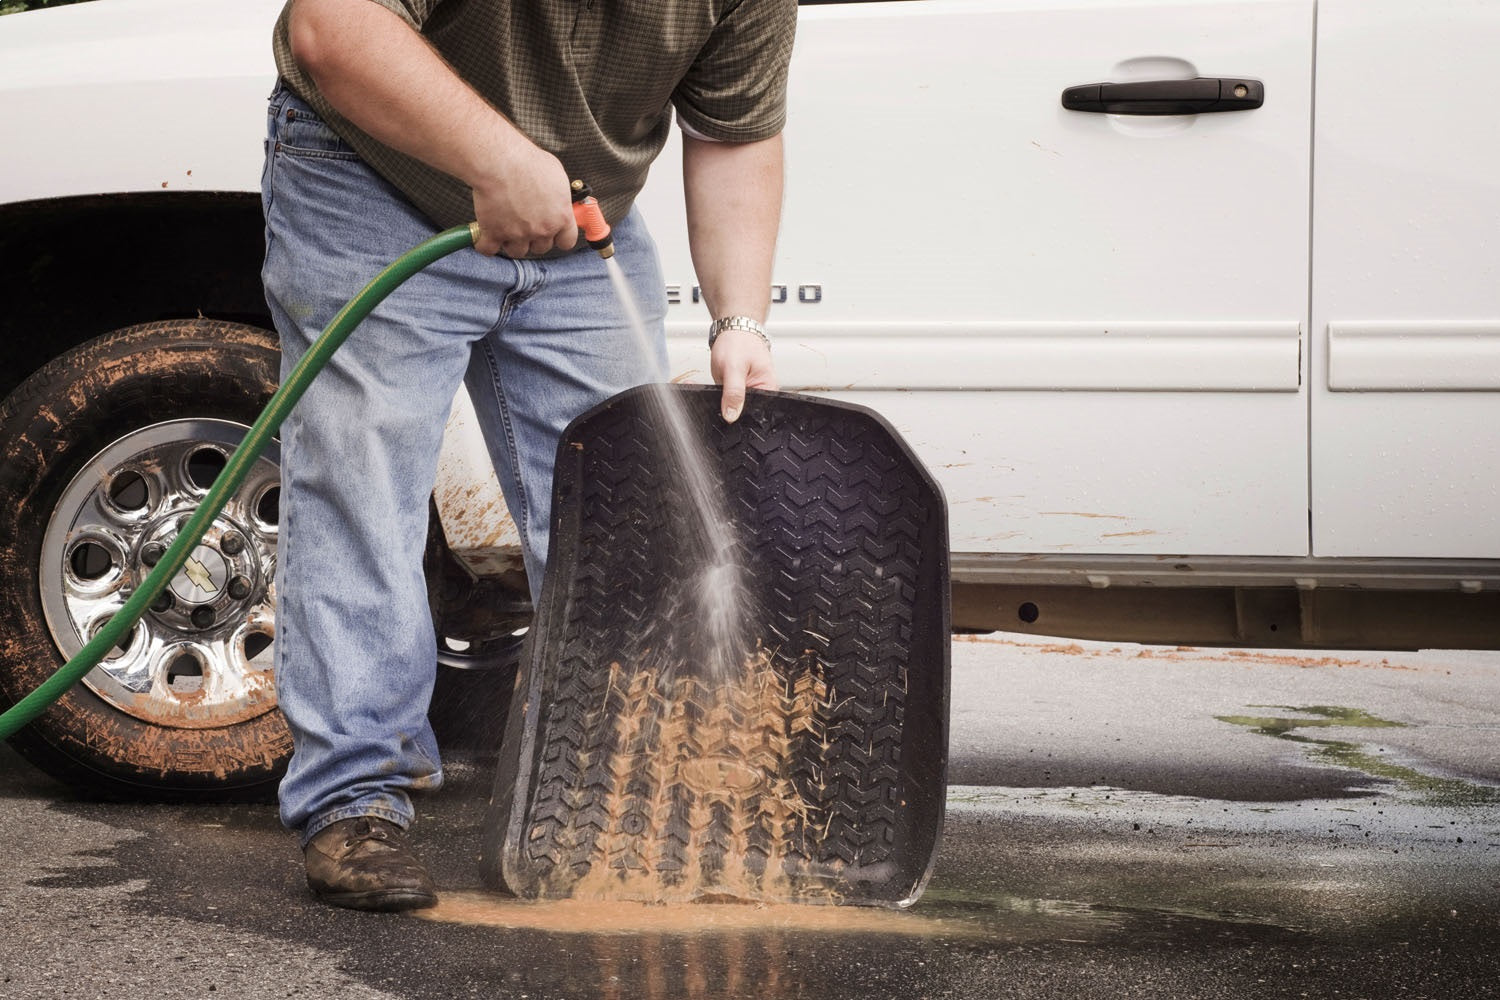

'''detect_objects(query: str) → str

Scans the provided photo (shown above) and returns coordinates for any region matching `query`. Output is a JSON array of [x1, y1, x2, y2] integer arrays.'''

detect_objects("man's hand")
[[710, 332, 778, 424], [470, 145, 577, 258]]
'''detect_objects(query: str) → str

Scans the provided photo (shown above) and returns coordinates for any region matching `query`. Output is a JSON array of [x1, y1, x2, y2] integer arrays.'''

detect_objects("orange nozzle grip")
[[569, 180, 613, 256], [572, 196, 611, 245]]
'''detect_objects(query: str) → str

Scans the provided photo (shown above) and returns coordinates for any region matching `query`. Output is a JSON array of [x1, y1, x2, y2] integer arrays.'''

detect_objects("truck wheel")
[[0, 319, 527, 796], [0, 320, 292, 798]]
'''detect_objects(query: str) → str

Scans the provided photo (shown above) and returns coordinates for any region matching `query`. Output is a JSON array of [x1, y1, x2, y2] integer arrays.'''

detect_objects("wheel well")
[[0, 193, 273, 400]]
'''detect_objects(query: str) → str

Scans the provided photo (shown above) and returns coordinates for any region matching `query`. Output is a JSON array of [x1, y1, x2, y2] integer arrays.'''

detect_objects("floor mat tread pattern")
[[484, 387, 948, 906]]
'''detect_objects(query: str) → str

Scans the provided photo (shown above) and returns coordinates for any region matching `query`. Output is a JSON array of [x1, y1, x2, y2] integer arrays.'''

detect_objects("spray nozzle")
[[570, 180, 614, 259]]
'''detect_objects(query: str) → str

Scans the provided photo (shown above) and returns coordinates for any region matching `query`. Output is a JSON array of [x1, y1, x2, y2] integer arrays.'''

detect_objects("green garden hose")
[[0, 222, 480, 741]]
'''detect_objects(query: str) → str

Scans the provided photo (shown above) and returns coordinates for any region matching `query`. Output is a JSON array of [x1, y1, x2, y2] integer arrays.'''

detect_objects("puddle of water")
[[1215, 706, 1500, 806], [1216, 705, 1406, 738], [422, 885, 1279, 944], [424, 856, 1308, 943], [417, 891, 967, 937], [920, 886, 1304, 937]]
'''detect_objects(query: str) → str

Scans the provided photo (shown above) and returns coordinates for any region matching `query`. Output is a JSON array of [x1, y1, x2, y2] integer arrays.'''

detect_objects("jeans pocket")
[[272, 91, 360, 161]]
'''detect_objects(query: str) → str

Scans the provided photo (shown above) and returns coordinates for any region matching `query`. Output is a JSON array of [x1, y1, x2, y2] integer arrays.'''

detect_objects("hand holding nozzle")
[[468, 140, 575, 257], [570, 180, 615, 259]]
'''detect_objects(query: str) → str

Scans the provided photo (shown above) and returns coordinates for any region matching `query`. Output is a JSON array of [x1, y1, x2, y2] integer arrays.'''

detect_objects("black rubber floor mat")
[[480, 385, 949, 907]]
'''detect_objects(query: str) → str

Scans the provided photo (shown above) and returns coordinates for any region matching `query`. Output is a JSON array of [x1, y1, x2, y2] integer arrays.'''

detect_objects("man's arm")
[[683, 133, 784, 423], [287, 0, 574, 257]]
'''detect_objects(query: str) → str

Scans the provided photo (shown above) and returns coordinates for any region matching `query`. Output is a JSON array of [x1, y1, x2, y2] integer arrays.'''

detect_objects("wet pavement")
[[2, 632, 1498, 999]]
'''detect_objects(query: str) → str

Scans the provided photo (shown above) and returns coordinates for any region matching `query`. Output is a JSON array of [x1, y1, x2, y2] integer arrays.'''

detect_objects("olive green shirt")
[[272, 0, 797, 229]]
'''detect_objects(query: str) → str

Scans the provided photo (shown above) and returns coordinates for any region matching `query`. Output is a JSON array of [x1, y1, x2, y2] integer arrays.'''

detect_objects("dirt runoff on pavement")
[[415, 891, 964, 937]]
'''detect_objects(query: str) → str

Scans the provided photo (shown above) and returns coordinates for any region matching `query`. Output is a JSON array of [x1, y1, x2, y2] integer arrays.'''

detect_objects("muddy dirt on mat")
[[531, 650, 847, 904]]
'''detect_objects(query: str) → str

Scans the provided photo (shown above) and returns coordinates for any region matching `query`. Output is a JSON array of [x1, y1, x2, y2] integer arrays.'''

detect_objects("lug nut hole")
[[88, 619, 137, 659], [187, 447, 228, 490], [243, 632, 274, 663], [70, 542, 115, 581], [107, 470, 150, 512], [256, 485, 282, 527], [166, 654, 205, 693]]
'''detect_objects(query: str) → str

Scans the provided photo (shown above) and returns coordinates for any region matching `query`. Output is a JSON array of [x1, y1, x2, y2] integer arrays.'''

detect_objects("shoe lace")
[[342, 818, 397, 851]]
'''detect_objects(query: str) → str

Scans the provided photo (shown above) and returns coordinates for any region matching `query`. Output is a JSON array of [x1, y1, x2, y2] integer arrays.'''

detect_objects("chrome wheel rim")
[[40, 419, 281, 729]]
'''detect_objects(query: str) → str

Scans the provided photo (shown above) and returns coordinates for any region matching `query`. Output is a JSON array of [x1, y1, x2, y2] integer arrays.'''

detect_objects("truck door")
[[1311, 0, 1500, 558], [641, 0, 1317, 558]]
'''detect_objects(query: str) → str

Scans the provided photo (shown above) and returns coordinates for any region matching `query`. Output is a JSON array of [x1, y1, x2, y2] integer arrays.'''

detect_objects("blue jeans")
[[260, 84, 668, 843]]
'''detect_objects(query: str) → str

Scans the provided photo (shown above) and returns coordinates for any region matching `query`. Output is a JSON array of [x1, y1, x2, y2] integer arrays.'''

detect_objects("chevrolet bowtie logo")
[[182, 556, 218, 594]]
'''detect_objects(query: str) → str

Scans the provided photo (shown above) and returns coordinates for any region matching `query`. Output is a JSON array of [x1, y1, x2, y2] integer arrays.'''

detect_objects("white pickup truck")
[[2, 0, 1497, 795]]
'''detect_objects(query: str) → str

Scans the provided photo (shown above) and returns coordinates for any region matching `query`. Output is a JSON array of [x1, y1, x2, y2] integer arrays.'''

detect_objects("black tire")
[[428, 632, 524, 760], [424, 502, 526, 760], [0, 320, 291, 798]]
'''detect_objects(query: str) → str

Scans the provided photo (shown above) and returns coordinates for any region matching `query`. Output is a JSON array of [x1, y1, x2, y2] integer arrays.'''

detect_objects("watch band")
[[707, 315, 771, 351]]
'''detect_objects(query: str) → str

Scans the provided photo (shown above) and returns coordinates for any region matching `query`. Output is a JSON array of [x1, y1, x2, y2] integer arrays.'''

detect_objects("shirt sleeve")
[[672, 0, 798, 143], [362, 0, 442, 31]]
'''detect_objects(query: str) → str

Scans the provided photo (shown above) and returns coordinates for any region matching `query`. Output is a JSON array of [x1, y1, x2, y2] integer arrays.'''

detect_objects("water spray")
[[567, 180, 753, 682]]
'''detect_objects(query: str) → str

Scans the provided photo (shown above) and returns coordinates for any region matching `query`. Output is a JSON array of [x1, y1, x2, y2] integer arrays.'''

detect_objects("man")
[[261, 0, 795, 911]]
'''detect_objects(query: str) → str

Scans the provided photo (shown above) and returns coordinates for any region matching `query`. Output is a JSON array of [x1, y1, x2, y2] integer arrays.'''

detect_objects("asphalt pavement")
[[2, 633, 1497, 1000]]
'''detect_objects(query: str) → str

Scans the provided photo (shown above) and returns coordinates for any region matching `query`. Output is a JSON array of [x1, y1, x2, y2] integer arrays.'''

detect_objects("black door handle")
[[1061, 77, 1263, 115]]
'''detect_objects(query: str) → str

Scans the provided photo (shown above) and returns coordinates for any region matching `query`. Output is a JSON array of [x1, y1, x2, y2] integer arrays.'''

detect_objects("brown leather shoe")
[[303, 817, 438, 912]]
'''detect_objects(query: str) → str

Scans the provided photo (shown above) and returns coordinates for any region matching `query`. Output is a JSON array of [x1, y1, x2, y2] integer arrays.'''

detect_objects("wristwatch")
[[707, 315, 771, 351]]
